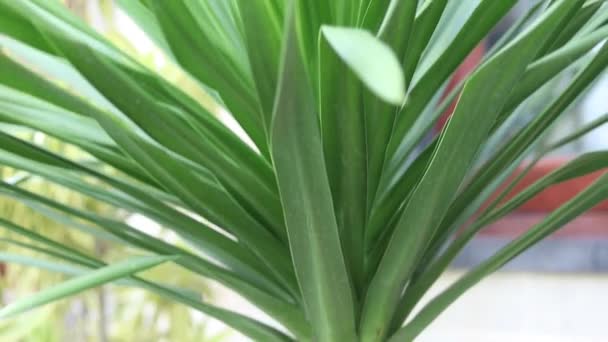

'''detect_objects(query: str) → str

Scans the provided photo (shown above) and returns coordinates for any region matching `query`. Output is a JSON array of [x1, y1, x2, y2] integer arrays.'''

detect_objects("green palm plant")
[[1, 0, 608, 341]]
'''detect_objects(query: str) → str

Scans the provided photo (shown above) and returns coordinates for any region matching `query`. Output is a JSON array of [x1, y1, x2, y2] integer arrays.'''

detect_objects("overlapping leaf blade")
[[270, 3, 357, 340], [360, 2, 584, 340]]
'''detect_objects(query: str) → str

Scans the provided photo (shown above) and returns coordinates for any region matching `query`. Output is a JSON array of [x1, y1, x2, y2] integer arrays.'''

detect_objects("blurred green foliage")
[[0, 1, 230, 340]]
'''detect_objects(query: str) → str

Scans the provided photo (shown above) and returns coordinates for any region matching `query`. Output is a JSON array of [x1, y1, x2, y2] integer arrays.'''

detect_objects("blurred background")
[[0, 0, 607, 341]]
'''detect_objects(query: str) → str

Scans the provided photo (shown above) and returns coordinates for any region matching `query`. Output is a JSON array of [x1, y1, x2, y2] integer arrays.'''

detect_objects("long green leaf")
[[502, 24, 608, 119], [360, 2, 583, 340], [0, 214, 308, 338], [238, 0, 283, 130], [0, 252, 88, 277], [49, 40, 284, 239], [0, 246, 292, 341], [391, 150, 608, 331], [402, 0, 449, 87], [369, 23, 608, 257], [270, 3, 357, 340], [438, 39, 608, 253], [362, 0, 421, 217], [0, 255, 176, 318], [385, 0, 518, 160], [145, 0, 268, 157], [0, 2, 54, 54], [392, 171, 608, 341], [0, 0, 135, 68], [360, 0, 392, 32], [0, 137, 289, 295], [0, 181, 309, 335], [377, 0, 417, 69], [546, 0, 604, 53], [319, 26, 367, 296]]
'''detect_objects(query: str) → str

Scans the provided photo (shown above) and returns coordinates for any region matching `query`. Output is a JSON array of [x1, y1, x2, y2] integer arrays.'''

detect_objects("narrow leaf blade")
[[0, 255, 176, 319], [270, 4, 357, 340]]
